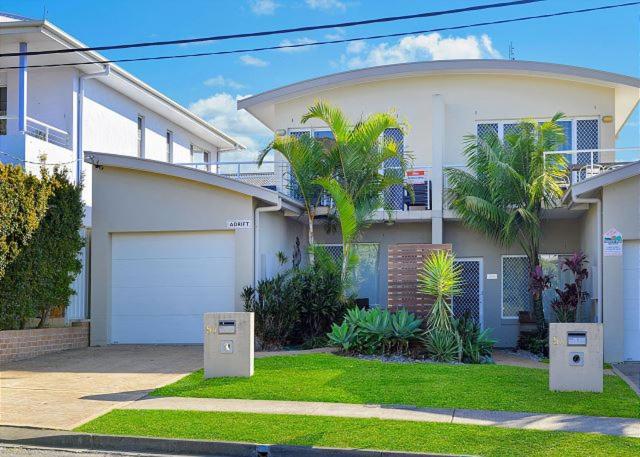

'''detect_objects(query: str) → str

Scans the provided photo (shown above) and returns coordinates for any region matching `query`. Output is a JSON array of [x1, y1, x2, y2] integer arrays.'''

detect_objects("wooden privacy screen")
[[387, 243, 452, 317]]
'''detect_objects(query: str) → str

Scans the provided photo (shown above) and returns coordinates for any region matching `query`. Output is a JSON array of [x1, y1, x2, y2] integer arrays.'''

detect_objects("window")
[[137, 115, 145, 158], [476, 118, 599, 160], [0, 86, 7, 135], [166, 130, 173, 163], [190, 144, 210, 171], [318, 243, 380, 307], [287, 128, 334, 139], [501, 254, 573, 319]]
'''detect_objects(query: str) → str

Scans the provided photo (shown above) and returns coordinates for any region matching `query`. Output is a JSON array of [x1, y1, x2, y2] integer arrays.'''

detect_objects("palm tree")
[[445, 114, 567, 332], [418, 250, 462, 332], [301, 101, 410, 282], [258, 133, 331, 263]]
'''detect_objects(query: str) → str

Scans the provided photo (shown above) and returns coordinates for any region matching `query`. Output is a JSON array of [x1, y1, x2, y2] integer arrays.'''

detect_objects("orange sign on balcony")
[[405, 169, 426, 184]]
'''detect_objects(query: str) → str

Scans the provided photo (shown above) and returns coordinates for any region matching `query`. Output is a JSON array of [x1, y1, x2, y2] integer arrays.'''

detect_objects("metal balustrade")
[[25, 117, 70, 149], [544, 148, 640, 186]]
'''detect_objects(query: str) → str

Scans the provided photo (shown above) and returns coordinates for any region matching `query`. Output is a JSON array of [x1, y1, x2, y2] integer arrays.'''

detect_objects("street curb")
[[0, 426, 463, 457]]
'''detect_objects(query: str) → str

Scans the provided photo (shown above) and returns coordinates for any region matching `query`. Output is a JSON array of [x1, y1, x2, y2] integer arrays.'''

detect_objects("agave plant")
[[388, 309, 423, 355], [418, 250, 463, 332], [425, 329, 461, 363], [327, 321, 358, 352]]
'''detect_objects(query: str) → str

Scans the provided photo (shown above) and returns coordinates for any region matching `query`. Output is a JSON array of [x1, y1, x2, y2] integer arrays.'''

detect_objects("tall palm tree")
[[301, 101, 410, 282], [445, 114, 567, 332], [258, 133, 331, 263]]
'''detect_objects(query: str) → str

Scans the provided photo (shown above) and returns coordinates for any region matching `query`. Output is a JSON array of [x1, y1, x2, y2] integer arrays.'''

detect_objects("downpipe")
[[571, 191, 602, 324], [77, 65, 110, 183], [254, 200, 282, 287]]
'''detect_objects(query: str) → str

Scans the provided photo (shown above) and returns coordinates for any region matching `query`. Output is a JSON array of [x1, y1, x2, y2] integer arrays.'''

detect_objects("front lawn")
[[77, 410, 640, 457], [152, 354, 639, 418]]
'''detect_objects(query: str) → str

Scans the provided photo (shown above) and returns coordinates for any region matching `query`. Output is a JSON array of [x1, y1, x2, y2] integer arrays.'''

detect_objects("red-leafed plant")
[[551, 252, 589, 323], [529, 265, 553, 333]]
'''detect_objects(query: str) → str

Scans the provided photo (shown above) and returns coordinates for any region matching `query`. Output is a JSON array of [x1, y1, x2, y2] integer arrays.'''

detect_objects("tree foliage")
[[0, 163, 51, 280], [445, 114, 567, 330], [0, 167, 84, 329]]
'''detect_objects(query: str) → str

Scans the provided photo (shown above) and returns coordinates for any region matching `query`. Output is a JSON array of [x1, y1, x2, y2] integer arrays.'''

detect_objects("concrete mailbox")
[[204, 312, 254, 379], [549, 323, 603, 392]]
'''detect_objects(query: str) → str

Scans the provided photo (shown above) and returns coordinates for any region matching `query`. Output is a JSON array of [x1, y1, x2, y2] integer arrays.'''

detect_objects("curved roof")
[[238, 60, 640, 134]]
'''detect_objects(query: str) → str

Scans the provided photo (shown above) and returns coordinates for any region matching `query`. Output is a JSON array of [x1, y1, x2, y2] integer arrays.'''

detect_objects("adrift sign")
[[226, 219, 252, 229]]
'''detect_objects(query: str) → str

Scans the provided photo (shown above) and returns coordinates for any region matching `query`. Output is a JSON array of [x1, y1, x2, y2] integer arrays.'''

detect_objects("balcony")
[[177, 160, 433, 211], [544, 148, 640, 187]]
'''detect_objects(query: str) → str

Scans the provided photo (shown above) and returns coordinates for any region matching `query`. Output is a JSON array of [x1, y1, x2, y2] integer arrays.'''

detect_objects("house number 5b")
[[205, 326, 214, 334]]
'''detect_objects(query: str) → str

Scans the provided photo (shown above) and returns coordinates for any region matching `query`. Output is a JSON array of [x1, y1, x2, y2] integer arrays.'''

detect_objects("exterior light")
[[602, 115, 613, 124]]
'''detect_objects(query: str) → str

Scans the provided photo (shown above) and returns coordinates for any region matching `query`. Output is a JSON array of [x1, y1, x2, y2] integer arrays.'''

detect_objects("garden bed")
[[152, 353, 639, 418]]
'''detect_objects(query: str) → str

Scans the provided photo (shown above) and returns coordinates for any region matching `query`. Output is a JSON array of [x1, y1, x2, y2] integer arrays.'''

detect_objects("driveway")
[[0, 345, 202, 430]]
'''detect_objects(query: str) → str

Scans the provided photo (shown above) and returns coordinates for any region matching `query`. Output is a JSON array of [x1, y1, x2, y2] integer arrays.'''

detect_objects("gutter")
[[254, 200, 282, 287], [571, 189, 603, 324], [77, 65, 110, 183]]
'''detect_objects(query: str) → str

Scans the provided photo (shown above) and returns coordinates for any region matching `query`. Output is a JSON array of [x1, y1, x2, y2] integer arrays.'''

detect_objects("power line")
[[0, 0, 545, 58], [0, 1, 636, 71]]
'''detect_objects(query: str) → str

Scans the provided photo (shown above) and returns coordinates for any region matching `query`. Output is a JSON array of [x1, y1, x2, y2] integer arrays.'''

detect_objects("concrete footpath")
[[125, 397, 640, 438]]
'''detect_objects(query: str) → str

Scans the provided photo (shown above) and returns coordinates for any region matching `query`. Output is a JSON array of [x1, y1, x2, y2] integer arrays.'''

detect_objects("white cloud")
[[240, 55, 269, 67], [325, 28, 345, 40], [346, 40, 366, 54], [203, 75, 245, 90], [306, 0, 346, 11], [342, 33, 503, 69], [278, 37, 318, 53], [250, 0, 278, 15], [190, 93, 272, 157]]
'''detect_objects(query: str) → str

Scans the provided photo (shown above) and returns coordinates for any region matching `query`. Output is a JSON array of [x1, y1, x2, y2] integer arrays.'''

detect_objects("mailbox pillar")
[[549, 323, 603, 392], [204, 312, 254, 378]]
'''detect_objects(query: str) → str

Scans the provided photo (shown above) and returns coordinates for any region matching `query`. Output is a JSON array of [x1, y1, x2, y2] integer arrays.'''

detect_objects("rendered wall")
[[271, 74, 616, 166], [90, 166, 255, 346], [602, 175, 640, 362], [258, 210, 307, 279]]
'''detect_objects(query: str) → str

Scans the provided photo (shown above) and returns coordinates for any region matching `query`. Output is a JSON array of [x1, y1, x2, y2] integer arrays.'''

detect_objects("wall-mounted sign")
[[603, 227, 623, 257], [227, 219, 252, 229], [405, 169, 426, 184], [486, 273, 498, 280]]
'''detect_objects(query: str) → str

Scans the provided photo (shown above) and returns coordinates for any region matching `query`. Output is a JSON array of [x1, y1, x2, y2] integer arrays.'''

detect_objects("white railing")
[[25, 117, 71, 149], [0, 114, 71, 149], [544, 148, 640, 185], [174, 160, 434, 210]]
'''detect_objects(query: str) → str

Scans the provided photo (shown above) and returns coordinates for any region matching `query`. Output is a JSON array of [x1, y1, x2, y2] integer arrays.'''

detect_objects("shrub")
[[552, 252, 589, 323], [286, 262, 346, 341], [0, 163, 50, 280], [327, 308, 423, 356], [242, 255, 347, 349], [0, 167, 83, 330], [424, 329, 460, 363], [418, 250, 462, 332], [453, 311, 496, 364], [242, 274, 298, 350]]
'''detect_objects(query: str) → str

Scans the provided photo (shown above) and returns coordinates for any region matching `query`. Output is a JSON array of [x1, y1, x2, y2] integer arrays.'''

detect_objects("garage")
[[623, 240, 640, 361], [110, 231, 235, 344]]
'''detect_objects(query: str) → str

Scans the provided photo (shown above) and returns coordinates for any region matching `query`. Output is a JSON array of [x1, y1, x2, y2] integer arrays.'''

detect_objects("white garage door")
[[111, 231, 235, 344], [624, 240, 640, 361]]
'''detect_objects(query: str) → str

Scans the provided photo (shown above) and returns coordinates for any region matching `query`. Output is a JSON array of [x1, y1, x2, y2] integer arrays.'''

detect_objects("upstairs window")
[[0, 86, 7, 135], [137, 115, 145, 158], [190, 144, 210, 171], [166, 130, 173, 163]]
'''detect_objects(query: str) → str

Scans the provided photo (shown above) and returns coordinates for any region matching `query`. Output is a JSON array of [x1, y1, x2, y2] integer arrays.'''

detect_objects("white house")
[[0, 12, 243, 323]]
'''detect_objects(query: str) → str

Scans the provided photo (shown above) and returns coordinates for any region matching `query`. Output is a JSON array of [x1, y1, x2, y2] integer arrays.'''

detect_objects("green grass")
[[152, 354, 639, 418], [76, 409, 640, 457]]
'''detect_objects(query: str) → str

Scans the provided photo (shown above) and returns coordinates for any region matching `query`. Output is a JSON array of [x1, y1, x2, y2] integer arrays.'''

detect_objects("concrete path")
[[124, 397, 640, 438], [0, 345, 203, 430], [614, 363, 640, 396]]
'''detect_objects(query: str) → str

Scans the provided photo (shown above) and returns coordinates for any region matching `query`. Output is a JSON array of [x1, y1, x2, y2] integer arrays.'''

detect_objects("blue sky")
[[4, 0, 639, 156]]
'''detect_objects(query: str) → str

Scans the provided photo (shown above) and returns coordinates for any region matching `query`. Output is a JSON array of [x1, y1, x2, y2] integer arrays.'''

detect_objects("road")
[[0, 445, 206, 457]]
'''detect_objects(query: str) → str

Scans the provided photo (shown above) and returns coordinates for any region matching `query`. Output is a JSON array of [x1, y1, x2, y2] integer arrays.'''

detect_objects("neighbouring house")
[[0, 12, 243, 336], [237, 60, 640, 363]]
